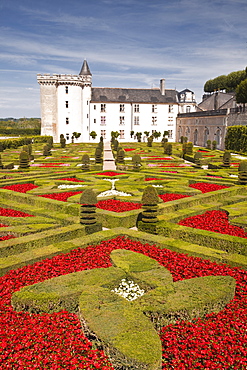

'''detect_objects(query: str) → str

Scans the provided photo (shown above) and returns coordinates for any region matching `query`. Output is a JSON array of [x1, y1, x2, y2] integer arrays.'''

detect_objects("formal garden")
[[0, 134, 246, 369]]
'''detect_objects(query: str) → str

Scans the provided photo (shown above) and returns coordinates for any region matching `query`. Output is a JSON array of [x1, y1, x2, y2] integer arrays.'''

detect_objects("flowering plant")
[[0, 207, 34, 217], [189, 182, 229, 193], [58, 178, 85, 182], [96, 172, 126, 176], [96, 199, 141, 212], [159, 193, 190, 202], [179, 210, 247, 238], [1, 183, 38, 193], [111, 278, 145, 301], [39, 191, 83, 202]]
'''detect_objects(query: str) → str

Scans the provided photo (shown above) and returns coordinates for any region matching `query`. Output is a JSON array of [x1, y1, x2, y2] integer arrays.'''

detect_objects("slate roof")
[[91, 87, 178, 104]]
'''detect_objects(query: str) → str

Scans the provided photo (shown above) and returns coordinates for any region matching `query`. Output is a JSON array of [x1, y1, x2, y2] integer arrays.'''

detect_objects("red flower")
[[96, 172, 126, 176], [96, 199, 141, 212], [1, 183, 39, 193], [179, 210, 247, 238], [124, 148, 136, 152], [0, 207, 34, 217], [159, 193, 190, 202], [189, 182, 229, 193], [0, 235, 16, 241], [39, 191, 83, 202], [145, 177, 163, 181], [58, 178, 85, 182]]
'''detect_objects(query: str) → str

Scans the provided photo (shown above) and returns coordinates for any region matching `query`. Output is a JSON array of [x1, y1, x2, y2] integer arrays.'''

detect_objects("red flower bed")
[[96, 199, 141, 212], [161, 170, 178, 173], [145, 177, 163, 181], [189, 182, 229, 193], [179, 210, 247, 238], [39, 191, 83, 202], [159, 193, 190, 202], [0, 236, 246, 369], [96, 172, 126, 176], [58, 178, 85, 182], [124, 148, 136, 152], [0, 235, 16, 241], [0, 224, 8, 227], [0, 208, 34, 217], [1, 183, 39, 193], [148, 157, 172, 160]]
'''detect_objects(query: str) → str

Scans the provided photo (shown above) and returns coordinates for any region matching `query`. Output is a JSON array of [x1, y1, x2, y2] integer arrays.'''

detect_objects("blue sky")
[[0, 0, 246, 118]]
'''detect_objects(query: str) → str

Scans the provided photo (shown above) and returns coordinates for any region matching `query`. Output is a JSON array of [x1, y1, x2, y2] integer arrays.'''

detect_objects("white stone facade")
[[37, 61, 197, 143]]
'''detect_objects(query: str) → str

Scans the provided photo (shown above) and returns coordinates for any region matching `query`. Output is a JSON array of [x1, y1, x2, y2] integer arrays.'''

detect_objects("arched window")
[[204, 127, 209, 147], [215, 128, 222, 147], [194, 129, 198, 145], [185, 126, 190, 140]]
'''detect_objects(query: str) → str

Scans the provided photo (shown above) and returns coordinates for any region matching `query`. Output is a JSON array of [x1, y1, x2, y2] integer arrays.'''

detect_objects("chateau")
[[37, 60, 197, 143]]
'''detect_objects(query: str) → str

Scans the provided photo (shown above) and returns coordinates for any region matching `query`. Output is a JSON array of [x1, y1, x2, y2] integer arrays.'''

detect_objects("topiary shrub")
[[141, 186, 159, 224], [206, 140, 211, 150], [79, 189, 102, 234], [194, 152, 202, 168], [212, 140, 217, 150], [164, 143, 172, 156], [43, 144, 51, 157], [147, 136, 153, 147], [117, 149, 125, 164], [60, 137, 66, 148], [132, 154, 142, 171], [19, 150, 30, 169], [238, 160, 247, 185], [95, 146, 103, 164], [222, 151, 231, 167], [186, 142, 193, 155], [113, 139, 119, 151], [81, 154, 90, 171]]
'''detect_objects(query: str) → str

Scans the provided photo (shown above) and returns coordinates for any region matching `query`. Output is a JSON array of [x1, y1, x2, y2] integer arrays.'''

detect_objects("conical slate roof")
[[79, 60, 92, 76]]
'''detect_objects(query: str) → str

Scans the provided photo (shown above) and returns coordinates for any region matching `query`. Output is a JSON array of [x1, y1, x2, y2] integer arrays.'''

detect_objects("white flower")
[[58, 184, 85, 189], [112, 278, 145, 301]]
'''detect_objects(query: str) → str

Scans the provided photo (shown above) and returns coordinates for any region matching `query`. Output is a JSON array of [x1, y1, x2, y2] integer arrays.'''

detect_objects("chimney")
[[160, 79, 165, 95]]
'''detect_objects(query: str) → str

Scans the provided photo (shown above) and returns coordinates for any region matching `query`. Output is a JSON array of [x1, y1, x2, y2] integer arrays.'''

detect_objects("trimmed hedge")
[[12, 249, 235, 370]]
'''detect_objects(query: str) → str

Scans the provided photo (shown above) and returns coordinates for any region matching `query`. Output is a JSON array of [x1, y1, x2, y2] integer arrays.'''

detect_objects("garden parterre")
[[0, 140, 246, 369]]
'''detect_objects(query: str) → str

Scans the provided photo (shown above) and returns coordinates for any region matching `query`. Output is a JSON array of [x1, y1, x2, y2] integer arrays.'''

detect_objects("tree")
[[152, 131, 161, 140], [72, 132, 81, 140], [236, 79, 247, 108], [144, 131, 150, 137], [90, 131, 97, 140]]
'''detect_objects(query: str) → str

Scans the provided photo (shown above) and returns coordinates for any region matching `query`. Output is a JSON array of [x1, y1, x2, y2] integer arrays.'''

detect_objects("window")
[[152, 116, 157, 125], [94, 119, 96, 123], [100, 116, 106, 125], [65, 86, 68, 94], [65, 101, 69, 108], [152, 104, 157, 113], [66, 133, 69, 140], [119, 130, 125, 139], [168, 130, 173, 138], [120, 104, 125, 112], [94, 105, 96, 110], [186, 105, 191, 113], [168, 105, 173, 113], [134, 116, 139, 125], [101, 104, 106, 112], [134, 104, 139, 113], [101, 130, 106, 139], [66, 117, 69, 125], [119, 116, 125, 125]]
